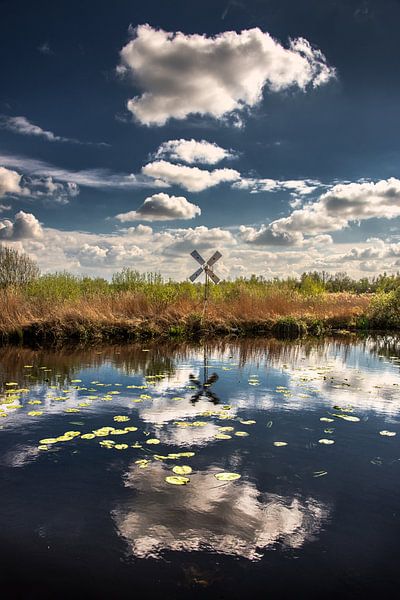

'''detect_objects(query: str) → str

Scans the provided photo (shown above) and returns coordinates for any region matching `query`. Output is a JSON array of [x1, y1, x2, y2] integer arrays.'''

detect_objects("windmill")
[[189, 249, 222, 300]]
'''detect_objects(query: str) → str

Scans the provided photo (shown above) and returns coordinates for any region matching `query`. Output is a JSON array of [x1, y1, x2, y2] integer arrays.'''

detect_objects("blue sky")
[[1, 0, 400, 279]]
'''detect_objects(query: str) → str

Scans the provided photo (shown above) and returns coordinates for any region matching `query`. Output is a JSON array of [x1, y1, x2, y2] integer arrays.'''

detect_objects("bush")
[[0, 245, 40, 287], [368, 290, 400, 328]]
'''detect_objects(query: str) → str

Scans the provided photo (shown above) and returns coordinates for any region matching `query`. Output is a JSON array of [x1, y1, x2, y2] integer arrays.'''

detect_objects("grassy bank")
[[1, 269, 400, 345], [0, 278, 370, 344]]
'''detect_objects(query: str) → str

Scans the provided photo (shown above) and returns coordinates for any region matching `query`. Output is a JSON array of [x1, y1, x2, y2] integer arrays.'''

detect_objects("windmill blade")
[[189, 266, 204, 282], [207, 250, 222, 267], [205, 267, 220, 284], [191, 249, 205, 265]]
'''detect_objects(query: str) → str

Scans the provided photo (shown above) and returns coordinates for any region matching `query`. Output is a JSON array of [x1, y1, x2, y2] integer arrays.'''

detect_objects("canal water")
[[0, 336, 399, 598]]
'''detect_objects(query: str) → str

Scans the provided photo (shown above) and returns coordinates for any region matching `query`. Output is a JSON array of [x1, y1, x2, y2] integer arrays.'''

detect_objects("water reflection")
[[114, 462, 329, 561]]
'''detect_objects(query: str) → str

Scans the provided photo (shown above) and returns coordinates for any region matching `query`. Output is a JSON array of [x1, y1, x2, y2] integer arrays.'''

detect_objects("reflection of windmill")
[[189, 345, 220, 405]]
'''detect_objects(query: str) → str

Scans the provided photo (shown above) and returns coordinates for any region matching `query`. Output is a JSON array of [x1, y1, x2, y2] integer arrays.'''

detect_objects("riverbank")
[[0, 287, 385, 345]]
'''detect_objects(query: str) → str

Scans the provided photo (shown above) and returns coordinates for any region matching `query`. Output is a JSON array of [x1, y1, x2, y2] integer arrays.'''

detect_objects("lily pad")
[[165, 475, 190, 485], [214, 472, 241, 481], [172, 465, 192, 475]]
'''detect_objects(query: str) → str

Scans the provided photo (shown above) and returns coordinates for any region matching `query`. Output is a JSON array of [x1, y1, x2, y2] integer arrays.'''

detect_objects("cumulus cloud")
[[66, 242, 144, 267], [163, 225, 235, 255], [154, 139, 235, 164], [0, 167, 23, 197], [0, 211, 43, 240], [0, 115, 108, 147], [247, 177, 400, 246], [142, 160, 240, 192], [240, 224, 304, 246], [115, 192, 201, 222], [117, 24, 335, 126]]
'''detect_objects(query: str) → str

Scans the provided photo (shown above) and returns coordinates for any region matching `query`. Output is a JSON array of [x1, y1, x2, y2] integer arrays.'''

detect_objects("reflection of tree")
[[114, 462, 329, 561], [1, 334, 399, 394]]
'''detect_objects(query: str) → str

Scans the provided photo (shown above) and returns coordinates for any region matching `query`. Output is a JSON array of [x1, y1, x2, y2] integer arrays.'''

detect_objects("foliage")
[[0, 245, 40, 288]]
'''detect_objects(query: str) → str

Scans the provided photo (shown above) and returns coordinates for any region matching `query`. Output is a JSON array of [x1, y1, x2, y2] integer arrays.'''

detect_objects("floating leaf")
[[124, 426, 138, 432], [331, 414, 360, 422], [172, 465, 192, 475], [110, 429, 128, 435], [38, 445, 48, 451], [320, 417, 334, 423], [218, 426, 234, 432], [39, 438, 58, 445], [214, 472, 241, 481], [239, 420, 256, 425], [273, 441, 287, 447], [81, 433, 96, 440], [318, 438, 335, 445], [146, 438, 160, 445], [114, 416, 130, 422], [27, 410, 43, 417], [235, 431, 249, 437], [114, 444, 128, 450], [379, 430, 396, 437], [214, 433, 232, 440], [165, 475, 190, 485]]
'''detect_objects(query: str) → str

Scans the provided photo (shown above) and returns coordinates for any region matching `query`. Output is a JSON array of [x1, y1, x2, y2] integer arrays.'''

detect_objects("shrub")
[[0, 245, 40, 287]]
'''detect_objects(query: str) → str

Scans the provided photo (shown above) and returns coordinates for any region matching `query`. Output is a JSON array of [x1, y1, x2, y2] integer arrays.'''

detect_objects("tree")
[[0, 245, 40, 287]]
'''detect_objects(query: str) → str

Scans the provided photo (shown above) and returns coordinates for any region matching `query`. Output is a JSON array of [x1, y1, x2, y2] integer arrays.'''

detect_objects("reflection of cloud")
[[0, 444, 40, 467], [114, 462, 329, 560]]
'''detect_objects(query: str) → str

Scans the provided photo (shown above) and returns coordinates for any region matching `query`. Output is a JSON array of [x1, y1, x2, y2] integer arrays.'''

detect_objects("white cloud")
[[118, 24, 335, 125], [0, 115, 108, 146], [0, 153, 158, 190], [154, 139, 235, 164], [0, 166, 22, 196], [142, 160, 240, 192], [247, 177, 400, 246], [115, 192, 201, 222], [66, 242, 144, 267], [240, 224, 304, 246], [0, 211, 43, 241], [233, 177, 321, 195]]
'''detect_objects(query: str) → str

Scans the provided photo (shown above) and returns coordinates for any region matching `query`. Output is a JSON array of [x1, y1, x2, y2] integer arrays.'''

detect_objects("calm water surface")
[[0, 336, 399, 598]]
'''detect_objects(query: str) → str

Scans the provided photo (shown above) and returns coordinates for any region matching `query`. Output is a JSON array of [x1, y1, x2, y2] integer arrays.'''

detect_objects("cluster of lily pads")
[[1, 358, 398, 489]]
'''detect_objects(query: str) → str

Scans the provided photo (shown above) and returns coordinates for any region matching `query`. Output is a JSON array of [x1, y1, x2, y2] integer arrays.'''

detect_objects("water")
[[0, 336, 399, 598]]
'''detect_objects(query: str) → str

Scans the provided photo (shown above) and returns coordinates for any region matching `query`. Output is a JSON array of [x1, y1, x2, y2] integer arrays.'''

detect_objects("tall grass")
[[0, 269, 373, 342]]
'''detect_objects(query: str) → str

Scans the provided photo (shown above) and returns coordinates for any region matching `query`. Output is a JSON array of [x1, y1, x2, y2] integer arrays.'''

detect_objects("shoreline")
[[0, 314, 394, 347]]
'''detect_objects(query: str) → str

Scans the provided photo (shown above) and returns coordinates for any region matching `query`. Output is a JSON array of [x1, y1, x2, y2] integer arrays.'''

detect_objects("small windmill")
[[189, 249, 222, 300]]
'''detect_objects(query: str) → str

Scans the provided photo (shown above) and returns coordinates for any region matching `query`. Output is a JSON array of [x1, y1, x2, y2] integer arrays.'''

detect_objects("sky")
[[1, 0, 400, 280]]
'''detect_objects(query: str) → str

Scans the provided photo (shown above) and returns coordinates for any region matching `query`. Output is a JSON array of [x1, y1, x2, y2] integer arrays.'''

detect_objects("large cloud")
[[154, 139, 235, 165], [118, 24, 336, 126], [142, 160, 240, 192], [0, 166, 22, 196], [115, 192, 201, 222], [246, 177, 400, 245], [0, 211, 43, 240]]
